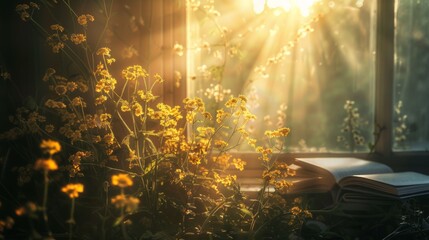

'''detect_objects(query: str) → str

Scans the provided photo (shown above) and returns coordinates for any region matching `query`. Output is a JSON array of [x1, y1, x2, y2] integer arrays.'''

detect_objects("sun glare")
[[253, 0, 319, 16]]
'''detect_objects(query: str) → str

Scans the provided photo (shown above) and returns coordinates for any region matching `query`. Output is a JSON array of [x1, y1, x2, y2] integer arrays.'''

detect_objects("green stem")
[[200, 200, 227, 232], [68, 198, 76, 240], [42, 170, 53, 238], [119, 189, 129, 240]]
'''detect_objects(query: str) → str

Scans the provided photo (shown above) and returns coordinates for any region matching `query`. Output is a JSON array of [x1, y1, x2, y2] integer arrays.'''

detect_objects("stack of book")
[[285, 157, 429, 204]]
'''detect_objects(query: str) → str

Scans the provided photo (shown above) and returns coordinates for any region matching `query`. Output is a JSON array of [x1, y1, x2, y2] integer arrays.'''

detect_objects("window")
[[394, 0, 429, 152], [185, 0, 429, 158]]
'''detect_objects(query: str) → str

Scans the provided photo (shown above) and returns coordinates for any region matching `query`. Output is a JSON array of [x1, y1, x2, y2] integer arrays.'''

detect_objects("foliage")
[[337, 100, 367, 152], [0, 1, 311, 239]]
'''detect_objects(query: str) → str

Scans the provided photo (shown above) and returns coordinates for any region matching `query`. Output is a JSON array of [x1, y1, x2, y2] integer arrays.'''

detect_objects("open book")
[[287, 157, 429, 202]]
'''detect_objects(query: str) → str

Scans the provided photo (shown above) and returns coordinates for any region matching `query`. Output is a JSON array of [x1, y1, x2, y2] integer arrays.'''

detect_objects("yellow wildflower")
[[103, 133, 115, 146], [50, 24, 64, 32], [122, 65, 148, 81], [197, 127, 215, 137], [265, 127, 291, 138], [214, 140, 228, 149], [132, 102, 143, 117], [111, 173, 133, 188], [70, 33, 86, 44], [137, 90, 156, 102], [92, 135, 101, 143], [96, 47, 111, 57], [111, 194, 140, 212], [153, 73, 164, 83], [45, 99, 66, 109], [188, 152, 201, 165], [16, 4, 31, 21], [15, 202, 37, 216], [29, 2, 39, 9], [71, 97, 86, 107], [45, 124, 55, 133], [100, 113, 111, 122], [213, 153, 231, 170], [216, 109, 229, 123], [42, 68, 56, 81], [67, 81, 78, 92], [34, 158, 58, 171], [120, 101, 131, 112], [77, 14, 95, 26], [76, 79, 88, 92], [40, 139, 61, 155], [225, 97, 239, 108], [106, 58, 116, 65], [16, 4, 30, 11], [213, 172, 236, 187], [232, 158, 246, 171], [95, 95, 107, 105], [61, 183, 84, 198]]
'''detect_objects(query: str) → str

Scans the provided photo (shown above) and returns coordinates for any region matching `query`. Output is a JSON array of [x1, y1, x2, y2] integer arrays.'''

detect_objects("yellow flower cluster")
[[161, 127, 185, 154], [77, 14, 95, 26], [232, 158, 246, 171], [214, 140, 228, 149], [264, 127, 291, 138], [96, 47, 111, 57], [213, 172, 236, 187], [68, 151, 91, 177], [120, 101, 131, 112], [50, 24, 64, 32], [111, 173, 133, 188], [46, 24, 68, 53], [61, 183, 84, 198], [16, 3, 39, 21], [111, 195, 140, 213], [40, 139, 61, 155], [137, 90, 157, 102], [34, 140, 61, 171], [110, 173, 139, 212], [45, 99, 66, 108], [196, 127, 215, 138], [256, 146, 272, 162], [70, 33, 86, 45], [212, 153, 232, 170], [15, 202, 37, 217], [71, 97, 86, 107], [183, 97, 213, 123], [216, 109, 229, 123], [121, 65, 148, 81], [148, 103, 182, 128], [95, 95, 107, 105], [42, 68, 56, 81], [95, 63, 117, 93], [262, 162, 296, 194], [132, 102, 144, 117], [34, 158, 58, 171]]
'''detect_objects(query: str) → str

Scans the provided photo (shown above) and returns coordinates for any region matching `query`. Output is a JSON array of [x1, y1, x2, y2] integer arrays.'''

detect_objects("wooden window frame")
[[167, 0, 429, 175]]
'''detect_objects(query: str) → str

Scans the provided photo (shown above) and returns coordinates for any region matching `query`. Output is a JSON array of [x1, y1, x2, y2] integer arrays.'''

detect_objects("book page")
[[295, 158, 393, 183], [340, 171, 429, 187]]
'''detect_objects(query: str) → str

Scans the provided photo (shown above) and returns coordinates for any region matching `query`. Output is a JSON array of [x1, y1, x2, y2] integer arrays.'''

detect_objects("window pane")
[[187, 0, 376, 152], [394, 0, 429, 151]]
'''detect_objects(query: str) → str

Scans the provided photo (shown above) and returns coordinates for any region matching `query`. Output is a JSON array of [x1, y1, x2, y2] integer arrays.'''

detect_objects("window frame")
[[176, 0, 429, 173]]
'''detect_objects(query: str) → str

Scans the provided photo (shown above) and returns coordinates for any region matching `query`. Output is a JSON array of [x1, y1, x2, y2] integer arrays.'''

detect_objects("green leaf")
[[113, 216, 125, 227], [240, 207, 253, 217]]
